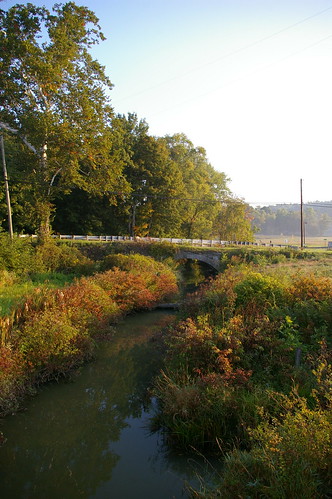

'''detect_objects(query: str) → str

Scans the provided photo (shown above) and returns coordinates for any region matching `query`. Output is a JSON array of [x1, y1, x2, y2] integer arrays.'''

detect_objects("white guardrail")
[[18, 234, 294, 248]]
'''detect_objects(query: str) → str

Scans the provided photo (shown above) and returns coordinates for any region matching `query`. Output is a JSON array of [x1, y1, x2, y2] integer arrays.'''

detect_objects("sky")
[[2, 0, 332, 206]]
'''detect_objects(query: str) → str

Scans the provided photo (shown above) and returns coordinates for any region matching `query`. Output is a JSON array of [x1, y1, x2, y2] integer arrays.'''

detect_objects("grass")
[[0, 272, 75, 317], [256, 234, 331, 248]]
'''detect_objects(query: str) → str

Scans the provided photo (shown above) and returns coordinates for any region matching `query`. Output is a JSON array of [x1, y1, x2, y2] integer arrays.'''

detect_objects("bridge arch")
[[175, 250, 221, 272]]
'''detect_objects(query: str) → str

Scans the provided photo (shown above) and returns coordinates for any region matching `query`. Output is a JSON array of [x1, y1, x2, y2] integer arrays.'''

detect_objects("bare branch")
[[0, 121, 38, 155], [22, 71, 49, 112], [48, 167, 62, 195]]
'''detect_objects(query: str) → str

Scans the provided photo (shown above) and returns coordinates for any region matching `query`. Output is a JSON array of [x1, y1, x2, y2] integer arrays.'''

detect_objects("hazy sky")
[[2, 0, 332, 205]]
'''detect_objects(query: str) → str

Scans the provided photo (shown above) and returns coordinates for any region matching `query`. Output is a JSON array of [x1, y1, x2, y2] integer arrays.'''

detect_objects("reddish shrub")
[[290, 274, 332, 302]]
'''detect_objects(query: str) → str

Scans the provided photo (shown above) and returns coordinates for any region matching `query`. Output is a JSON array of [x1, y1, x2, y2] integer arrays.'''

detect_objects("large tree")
[[0, 2, 127, 239], [103, 114, 186, 237], [165, 134, 230, 238]]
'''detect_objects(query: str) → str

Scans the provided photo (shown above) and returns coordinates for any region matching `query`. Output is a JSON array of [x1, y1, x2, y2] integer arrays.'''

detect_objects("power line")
[[0, 179, 242, 204], [3, 178, 332, 208], [149, 32, 332, 118], [306, 203, 332, 208], [113, 4, 332, 106]]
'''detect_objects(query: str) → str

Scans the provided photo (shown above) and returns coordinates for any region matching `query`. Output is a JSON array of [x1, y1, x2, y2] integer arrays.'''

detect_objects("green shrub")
[[234, 271, 288, 311], [248, 397, 332, 497], [154, 370, 269, 451], [195, 390, 332, 498], [35, 241, 95, 274], [0, 345, 28, 417], [0, 235, 37, 275], [17, 309, 93, 382]]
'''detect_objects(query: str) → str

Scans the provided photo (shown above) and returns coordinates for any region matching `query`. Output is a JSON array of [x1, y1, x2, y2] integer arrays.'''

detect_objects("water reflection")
[[181, 260, 217, 295], [0, 311, 208, 499]]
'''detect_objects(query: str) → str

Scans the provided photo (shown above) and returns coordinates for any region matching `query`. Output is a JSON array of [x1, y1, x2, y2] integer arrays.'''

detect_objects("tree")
[[0, 2, 127, 240], [104, 114, 186, 237], [165, 134, 229, 238], [252, 205, 332, 236], [126, 133, 185, 237], [213, 199, 254, 241]]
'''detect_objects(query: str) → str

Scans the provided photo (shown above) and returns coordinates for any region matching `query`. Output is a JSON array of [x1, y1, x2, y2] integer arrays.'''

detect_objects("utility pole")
[[0, 135, 14, 239], [300, 178, 304, 250], [130, 200, 139, 238]]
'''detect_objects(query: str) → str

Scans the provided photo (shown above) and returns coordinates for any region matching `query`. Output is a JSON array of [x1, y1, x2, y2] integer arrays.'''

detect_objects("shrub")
[[16, 309, 93, 382], [97, 254, 178, 307], [0, 235, 37, 275], [0, 345, 28, 417], [198, 390, 332, 498], [286, 275, 332, 345], [154, 370, 269, 451], [165, 316, 222, 373], [248, 397, 332, 497], [234, 271, 288, 312], [290, 274, 332, 303], [35, 241, 95, 274], [182, 268, 240, 326], [61, 279, 120, 328]]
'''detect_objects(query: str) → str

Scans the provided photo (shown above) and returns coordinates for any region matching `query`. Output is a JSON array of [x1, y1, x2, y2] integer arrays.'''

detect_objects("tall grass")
[[0, 272, 75, 317]]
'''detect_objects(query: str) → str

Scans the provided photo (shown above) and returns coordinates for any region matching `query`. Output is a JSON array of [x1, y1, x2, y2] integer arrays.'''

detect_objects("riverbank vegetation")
[[0, 237, 178, 421], [154, 252, 332, 497], [1, 234, 332, 495]]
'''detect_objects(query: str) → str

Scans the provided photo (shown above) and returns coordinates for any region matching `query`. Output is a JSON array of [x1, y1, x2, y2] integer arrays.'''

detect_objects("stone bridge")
[[175, 249, 221, 272]]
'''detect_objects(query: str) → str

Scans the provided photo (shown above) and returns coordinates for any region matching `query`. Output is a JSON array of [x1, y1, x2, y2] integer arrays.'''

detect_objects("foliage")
[[0, 345, 31, 422], [0, 3, 257, 241], [234, 271, 288, 311], [34, 240, 95, 274], [96, 253, 178, 309], [0, 239, 95, 318], [215, 392, 332, 498], [217, 246, 324, 272], [52, 120, 238, 239], [0, 236, 95, 276], [0, 234, 36, 275], [17, 308, 94, 381], [213, 199, 254, 241]]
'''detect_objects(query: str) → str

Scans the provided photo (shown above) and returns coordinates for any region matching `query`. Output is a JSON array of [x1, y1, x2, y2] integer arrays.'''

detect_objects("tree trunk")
[[35, 200, 52, 244], [35, 142, 53, 243], [0, 135, 13, 239]]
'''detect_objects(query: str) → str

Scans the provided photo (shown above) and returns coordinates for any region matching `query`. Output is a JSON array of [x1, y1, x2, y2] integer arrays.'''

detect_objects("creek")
[[0, 262, 217, 498]]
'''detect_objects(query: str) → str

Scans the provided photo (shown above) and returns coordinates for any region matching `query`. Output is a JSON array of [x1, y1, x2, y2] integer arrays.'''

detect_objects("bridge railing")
[[22, 234, 292, 248], [52, 235, 233, 246]]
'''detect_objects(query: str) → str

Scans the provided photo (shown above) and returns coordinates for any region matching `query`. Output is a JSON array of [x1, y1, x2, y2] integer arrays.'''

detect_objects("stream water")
[[0, 310, 217, 499]]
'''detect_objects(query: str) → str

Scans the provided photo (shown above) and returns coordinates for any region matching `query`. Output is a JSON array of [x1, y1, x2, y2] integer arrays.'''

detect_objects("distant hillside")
[[252, 202, 332, 236]]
